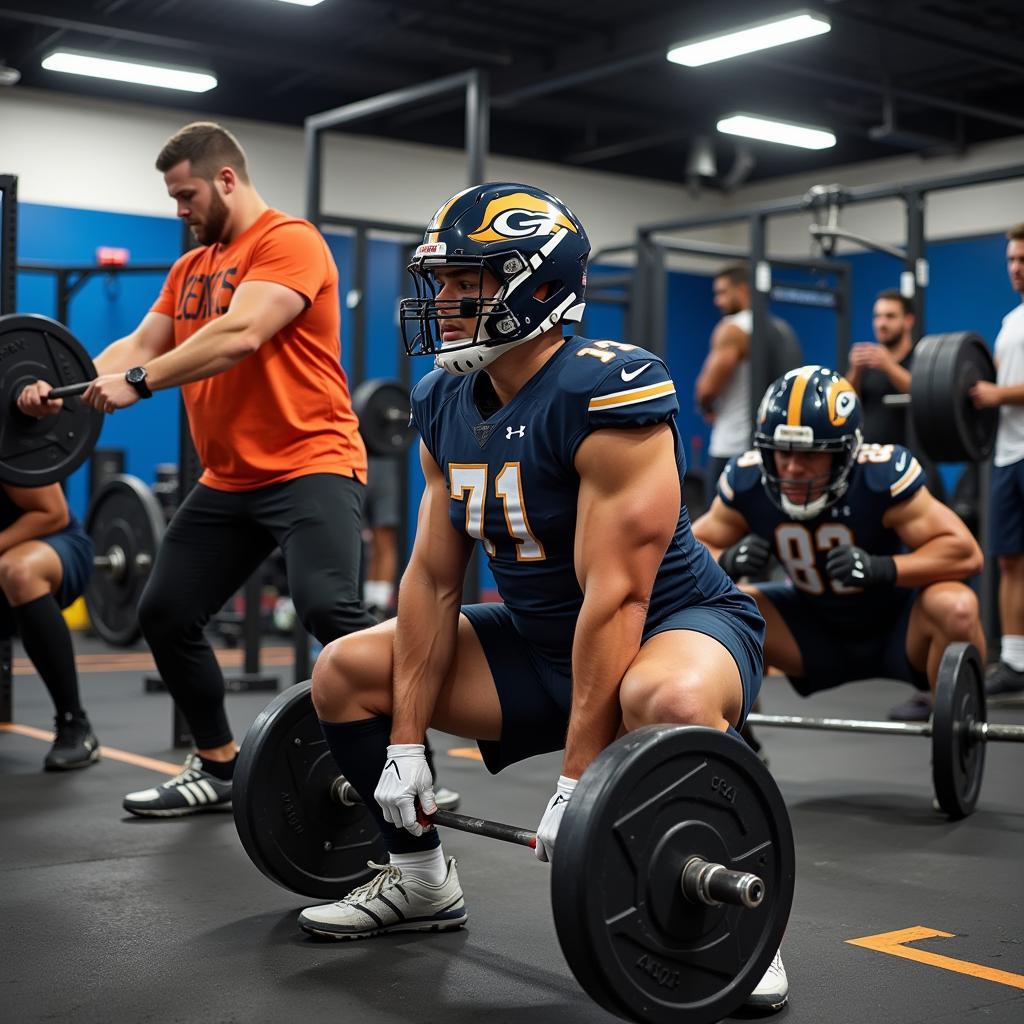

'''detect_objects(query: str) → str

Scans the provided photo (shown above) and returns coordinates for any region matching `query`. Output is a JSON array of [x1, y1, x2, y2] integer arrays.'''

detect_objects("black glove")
[[825, 544, 897, 589], [718, 534, 772, 581]]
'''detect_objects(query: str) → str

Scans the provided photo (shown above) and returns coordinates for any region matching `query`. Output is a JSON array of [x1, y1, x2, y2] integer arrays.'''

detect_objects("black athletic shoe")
[[888, 693, 932, 722], [986, 660, 1024, 697], [740, 721, 769, 768], [44, 711, 101, 771]]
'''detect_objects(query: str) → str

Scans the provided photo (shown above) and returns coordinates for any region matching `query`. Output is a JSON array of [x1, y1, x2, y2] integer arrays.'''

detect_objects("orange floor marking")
[[12, 645, 299, 677], [447, 746, 483, 761], [0, 722, 183, 775], [846, 926, 1024, 990]]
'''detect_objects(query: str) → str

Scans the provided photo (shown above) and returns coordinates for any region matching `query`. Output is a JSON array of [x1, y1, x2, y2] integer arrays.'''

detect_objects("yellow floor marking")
[[846, 926, 1024, 990], [0, 722, 184, 775], [447, 746, 483, 761]]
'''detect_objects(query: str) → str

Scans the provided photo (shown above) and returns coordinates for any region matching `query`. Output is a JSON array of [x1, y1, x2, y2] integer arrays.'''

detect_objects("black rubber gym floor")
[[2, 638, 1022, 1024]]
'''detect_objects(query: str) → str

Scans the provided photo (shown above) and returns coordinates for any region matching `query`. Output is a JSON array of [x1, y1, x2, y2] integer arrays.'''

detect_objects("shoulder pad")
[[856, 443, 925, 499], [717, 450, 762, 505]]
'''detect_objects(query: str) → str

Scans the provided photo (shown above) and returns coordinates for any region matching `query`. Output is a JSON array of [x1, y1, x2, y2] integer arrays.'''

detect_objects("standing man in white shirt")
[[696, 265, 754, 508], [971, 222, 1024, 695]]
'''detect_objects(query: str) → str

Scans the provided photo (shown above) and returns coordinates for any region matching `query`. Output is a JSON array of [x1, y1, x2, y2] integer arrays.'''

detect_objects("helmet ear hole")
[[534, 280, 559, 301]]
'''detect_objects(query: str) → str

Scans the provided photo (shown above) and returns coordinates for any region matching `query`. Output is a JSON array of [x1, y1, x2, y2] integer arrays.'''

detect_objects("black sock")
[[199, 755, 235, 780], [12, 594, 82, 717], [319, 716, 441, 855]]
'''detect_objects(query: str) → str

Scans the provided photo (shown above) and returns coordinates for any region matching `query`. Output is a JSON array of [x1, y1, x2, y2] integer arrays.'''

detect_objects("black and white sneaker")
[[986, 660, 1024, 698], [44, 711, 100, 771], [122, 753, 232, 817]]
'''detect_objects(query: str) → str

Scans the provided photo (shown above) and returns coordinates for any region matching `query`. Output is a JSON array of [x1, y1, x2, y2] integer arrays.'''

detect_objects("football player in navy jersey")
[[693, 365, 984, 707], [298, 181, 787, 1010]]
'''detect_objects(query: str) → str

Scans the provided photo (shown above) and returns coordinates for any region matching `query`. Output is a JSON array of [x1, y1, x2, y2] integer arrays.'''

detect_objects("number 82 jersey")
[[718, 443, 926, 625]]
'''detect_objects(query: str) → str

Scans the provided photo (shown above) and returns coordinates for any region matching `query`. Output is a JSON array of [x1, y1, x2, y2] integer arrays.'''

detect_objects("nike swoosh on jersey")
[[895, 453, 908, 471], [620, 362, 652, 382]]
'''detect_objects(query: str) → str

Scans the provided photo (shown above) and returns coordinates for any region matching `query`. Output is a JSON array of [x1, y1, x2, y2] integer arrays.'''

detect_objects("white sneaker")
[[298, 858, 467, 940], [434, 786, 461, 811], [745, 948, 788, 1010]]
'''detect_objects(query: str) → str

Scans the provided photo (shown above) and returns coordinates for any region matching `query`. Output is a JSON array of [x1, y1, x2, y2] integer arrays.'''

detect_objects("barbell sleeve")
[[881, 393, 912, 406], [681, 857, 765, 909]]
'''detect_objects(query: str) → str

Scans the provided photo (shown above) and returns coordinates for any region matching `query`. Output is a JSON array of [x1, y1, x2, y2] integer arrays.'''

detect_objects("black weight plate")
[[552, 725, 795, 1024], [84, 474, 164, 646], [0, 314, 103, 486], [234, 681, 386, 899], [910, 332, 996, 463], [353, 378, 415, 457], [932, 642, 986, 820]]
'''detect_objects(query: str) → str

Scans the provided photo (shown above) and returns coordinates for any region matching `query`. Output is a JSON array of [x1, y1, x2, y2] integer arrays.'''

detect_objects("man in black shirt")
[[846, 289, 914, 443], [846, 289, 938, 722]]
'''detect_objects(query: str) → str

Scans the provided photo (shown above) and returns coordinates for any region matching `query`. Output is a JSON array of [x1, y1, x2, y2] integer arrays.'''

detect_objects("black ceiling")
[[2, 0, 1023, 188]]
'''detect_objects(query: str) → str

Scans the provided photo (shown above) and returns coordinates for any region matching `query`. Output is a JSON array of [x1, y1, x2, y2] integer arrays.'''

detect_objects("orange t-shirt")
[[151, 209, 366, 490]]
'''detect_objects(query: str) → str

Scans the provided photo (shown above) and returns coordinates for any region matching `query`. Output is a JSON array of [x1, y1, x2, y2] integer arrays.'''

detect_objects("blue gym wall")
[[15, 203, 1018, 592]]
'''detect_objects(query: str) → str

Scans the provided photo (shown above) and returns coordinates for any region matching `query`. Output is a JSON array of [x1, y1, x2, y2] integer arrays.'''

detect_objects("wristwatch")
[[125, 366, 152, 399]]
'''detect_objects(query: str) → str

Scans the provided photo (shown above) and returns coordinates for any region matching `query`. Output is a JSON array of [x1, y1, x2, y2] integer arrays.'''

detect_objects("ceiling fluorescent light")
[[270, 0, 326, 5], [42, 52, 217, 93], [717, 113, 835, 150], [667, 11, 830, 67]]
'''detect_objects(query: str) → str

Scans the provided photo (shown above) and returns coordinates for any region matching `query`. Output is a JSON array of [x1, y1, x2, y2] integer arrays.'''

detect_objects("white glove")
[[535, 775, 577, 863], [373, 743, 436, 836]]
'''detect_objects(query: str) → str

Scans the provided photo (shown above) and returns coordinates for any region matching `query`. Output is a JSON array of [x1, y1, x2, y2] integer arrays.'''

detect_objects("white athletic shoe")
[[434, 786, 461, 811], [298, 858, 467, 940], [745, 948, 789, 1010]]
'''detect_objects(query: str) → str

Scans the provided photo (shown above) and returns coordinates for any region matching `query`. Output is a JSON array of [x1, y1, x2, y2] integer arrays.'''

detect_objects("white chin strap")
[[779, 492, 831, 520], [434, 336, 529, 376], [434, 291, 583, 376]]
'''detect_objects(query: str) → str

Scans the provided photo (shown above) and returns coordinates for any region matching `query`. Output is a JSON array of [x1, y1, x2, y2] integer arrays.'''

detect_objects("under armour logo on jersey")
[[507, 425, 526, 439]]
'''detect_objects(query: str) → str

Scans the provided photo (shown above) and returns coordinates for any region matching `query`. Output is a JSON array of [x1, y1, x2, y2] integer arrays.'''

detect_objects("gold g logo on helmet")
[[827, 379, 858, 425], [468, 192, 578, 244]]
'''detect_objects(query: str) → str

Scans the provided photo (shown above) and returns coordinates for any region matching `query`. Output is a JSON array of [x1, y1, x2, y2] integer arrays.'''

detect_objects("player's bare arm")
[[390, 441, 474, 744], [695, 322, 748, 412], [562, 423, 679, 778], [881, 486, 984, 587]]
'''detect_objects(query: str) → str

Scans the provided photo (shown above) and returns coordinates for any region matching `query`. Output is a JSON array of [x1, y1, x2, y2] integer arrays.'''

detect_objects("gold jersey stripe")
[[587, 380, 676, 411]]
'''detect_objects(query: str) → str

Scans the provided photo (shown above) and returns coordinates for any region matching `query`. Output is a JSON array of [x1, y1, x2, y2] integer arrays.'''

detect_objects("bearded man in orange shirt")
[[20, 121, 376, 815]]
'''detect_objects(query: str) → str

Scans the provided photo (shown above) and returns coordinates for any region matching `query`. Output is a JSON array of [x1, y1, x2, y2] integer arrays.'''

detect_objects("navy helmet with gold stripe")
[[753, 364, 863, 519], [400, 182, 589, 375]]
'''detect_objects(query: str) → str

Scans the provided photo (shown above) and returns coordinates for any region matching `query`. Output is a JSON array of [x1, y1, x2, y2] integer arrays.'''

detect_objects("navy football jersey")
[[718, 443, 927, 624], [410, 336, 736, 669]]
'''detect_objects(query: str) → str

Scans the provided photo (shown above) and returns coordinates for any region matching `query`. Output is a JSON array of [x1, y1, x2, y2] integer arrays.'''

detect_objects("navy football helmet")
[[753, 365, 863, 519], [400, 182, 589, 375]]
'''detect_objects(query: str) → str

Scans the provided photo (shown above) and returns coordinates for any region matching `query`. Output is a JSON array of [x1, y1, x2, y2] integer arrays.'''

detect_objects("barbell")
[[749, 642, 1023, 819], [232, 685, 795, 1024], [0, 311, 417, 641], [880, 331, 997, 463]]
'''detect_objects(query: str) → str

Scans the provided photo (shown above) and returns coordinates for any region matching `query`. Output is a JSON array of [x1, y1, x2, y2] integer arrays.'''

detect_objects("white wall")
[[0, 87, 726, 254], [3, 85, 1022, 260], [721, 135, 1024, 258]]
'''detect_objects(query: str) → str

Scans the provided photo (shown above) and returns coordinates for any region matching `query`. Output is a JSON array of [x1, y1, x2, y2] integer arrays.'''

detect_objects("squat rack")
[[633, 162, 1024, 659]]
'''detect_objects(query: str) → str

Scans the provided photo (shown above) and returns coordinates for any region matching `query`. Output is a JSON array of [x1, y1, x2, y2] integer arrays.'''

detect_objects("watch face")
[[128, 368, 145, 383]]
